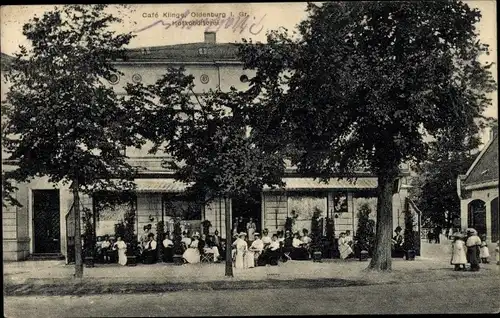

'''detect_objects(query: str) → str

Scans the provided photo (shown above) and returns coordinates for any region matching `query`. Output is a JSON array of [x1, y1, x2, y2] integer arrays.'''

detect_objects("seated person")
[[100, 235, 111, 263], [258, 234, 281, 266], [181, 232, 192, 253], [142, 233, 158, 264], [301, 229, 312, 246], [203, 236, 221, 262], [291, 232, 310, 260], [261, 229, 272, 249], [162, 232, 174, 263], [277, 231, 285, 244], [107, 237, 118, 263], [246, 233, 264, 268], [183, 232, 201, 264], [282, 231, 293, 261]]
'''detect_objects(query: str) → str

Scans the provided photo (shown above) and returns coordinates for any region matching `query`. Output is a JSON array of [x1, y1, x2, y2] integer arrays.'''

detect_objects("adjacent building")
[[2, 32, 412, 262], [458, 127, 499, 243]]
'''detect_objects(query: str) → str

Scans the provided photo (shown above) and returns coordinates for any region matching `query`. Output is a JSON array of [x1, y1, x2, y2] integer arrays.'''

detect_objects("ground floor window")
[[287, 192, 328, 234]]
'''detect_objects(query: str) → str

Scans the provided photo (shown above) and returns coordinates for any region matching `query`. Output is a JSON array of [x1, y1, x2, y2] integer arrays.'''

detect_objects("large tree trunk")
[[368, 170, 397, 271], [73, 178, 84, 278], [224, 197, 233, 277]]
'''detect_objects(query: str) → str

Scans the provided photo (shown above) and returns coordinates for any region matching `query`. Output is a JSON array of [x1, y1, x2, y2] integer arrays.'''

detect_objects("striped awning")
[[263, 177, 378, 191], [134, 179, 191, 193]]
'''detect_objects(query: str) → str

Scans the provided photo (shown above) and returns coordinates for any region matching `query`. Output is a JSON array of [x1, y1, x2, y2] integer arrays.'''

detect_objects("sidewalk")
[[4, 242, 499, 295]]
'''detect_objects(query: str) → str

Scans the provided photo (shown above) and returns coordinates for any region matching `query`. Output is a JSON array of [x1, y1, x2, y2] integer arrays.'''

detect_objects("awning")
[[263, 177, 378, 191], [134, 179, 191, 193]]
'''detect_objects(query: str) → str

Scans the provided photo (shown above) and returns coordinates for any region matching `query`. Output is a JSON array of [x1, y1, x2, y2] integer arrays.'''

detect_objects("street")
[[4, 275, 499, 316]]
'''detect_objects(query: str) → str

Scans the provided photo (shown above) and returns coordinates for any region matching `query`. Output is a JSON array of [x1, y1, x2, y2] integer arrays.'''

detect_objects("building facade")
[[2, 32, 412, 262], [458, 128, 499, 243]]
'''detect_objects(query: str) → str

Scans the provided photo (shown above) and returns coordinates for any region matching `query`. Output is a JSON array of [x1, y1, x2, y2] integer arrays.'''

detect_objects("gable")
[[464, 135, 499, 185]]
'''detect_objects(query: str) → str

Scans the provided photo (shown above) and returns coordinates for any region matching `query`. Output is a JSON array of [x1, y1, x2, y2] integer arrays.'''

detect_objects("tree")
[[238, 1, 496, 270], [3, 5, 145, 278], [129, 68, 285, 277], [411, 118, 497, 230]]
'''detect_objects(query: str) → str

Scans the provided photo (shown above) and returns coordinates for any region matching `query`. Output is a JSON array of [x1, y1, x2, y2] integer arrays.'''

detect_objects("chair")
[[201, 250, 214, 263]]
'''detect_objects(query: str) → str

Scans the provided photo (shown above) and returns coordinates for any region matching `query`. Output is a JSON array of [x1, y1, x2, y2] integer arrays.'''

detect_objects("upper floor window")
[[198, 47, 208, 55]]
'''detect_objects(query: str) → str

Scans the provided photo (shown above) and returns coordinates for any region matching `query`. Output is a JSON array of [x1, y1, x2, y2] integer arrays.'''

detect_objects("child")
[[479, 235, 490, 264], [450, 233, 467, 271]]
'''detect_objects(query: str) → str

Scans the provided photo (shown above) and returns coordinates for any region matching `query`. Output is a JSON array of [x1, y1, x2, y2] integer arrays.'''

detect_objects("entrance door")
[[232, 192, 262, 233], [33, 190, 60, 253], [491, 198, 499, 242], [468, 199, 486, 237]]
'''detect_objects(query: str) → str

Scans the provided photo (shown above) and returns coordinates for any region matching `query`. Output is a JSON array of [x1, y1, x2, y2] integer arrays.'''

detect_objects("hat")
[[254, 232, 260, 236], [192, 232, 200, 238], [466, 228, 477, 234], [238, 232, 247, 237]]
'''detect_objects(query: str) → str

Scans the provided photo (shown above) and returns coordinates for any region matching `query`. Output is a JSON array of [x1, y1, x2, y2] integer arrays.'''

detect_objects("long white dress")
[[339, 237, 353, 260], [246, 239, 264, 268], [115, 240, 128, 266], [183, 239, 200, 264], [234, 238, 248, 269], [480, 241, 490, 258], [247, 222, 256, 240], [450, 239, 467, 265]]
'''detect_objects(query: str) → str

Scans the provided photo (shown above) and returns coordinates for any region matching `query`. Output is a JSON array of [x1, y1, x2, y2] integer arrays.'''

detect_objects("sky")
[[1, 2, 497, 136]]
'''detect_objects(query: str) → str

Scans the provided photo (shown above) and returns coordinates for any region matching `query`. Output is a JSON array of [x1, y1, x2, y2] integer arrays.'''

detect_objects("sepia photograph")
[[1, 1, 498, 316]]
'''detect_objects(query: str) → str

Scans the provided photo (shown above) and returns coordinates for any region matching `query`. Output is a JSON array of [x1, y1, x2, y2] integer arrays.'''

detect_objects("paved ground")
[[4, 241, 499, 316], [4, 276, 499, 316]]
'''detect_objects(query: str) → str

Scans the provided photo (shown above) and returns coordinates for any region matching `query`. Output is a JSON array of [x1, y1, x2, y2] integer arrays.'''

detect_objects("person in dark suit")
[[434, 226, 442, 244], [142, 233, 157, 264], [237, 216, 246, 234]]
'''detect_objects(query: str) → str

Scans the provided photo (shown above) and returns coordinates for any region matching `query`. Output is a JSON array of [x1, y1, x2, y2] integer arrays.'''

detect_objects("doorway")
[[232, 192, 262, 233], [33, 189, 60, 253]]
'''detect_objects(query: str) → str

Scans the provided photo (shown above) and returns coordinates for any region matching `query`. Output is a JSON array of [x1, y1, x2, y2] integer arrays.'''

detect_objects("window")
[[198, 47, 208, 55]]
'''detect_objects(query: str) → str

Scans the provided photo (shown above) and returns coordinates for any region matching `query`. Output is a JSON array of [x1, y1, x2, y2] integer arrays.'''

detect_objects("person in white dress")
[[114, 236, 128, 266], [246, 218, 257, 240], [233, 232, 248, 269], [203, 236, 221, 262], [339, 232, 353, 260], [450, 233, 467, 271], [479, 234, 490, 264], [183, 233, 200, 264], [246, 233, 264, 268], [162, 233, 174, 263], [262, 229, 272, 248], [181, 232, 192, 253]]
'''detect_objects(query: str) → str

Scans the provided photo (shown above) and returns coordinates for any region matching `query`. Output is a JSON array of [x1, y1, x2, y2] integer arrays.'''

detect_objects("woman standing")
[[450, 233, 467, 271], [114, 236, 128, 266], [465, 229, 482, 271], [339, 232, 353, 260], [233, 232, 248, 269], [246, 218, 257, 241]]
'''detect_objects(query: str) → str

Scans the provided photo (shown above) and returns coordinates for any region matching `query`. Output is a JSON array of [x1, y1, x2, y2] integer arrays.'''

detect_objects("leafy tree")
[[129, 68, 285, 277], [238, 0, 495, 270], [410, 118, 497, 230], [3, 5, 144, 278]]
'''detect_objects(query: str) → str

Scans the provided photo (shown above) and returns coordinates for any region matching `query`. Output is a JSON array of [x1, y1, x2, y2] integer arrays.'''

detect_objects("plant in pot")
[[172, 218, 184, 265], [403, 210, 417, 260], [82, 213, 95, 267], [156, 221, 165, 261], [201, 220, 212, 237], [355, 203, 375, 261], [310, 208, 323, 261], [122, 208, 138, 266], [325, 217, 335, 258]]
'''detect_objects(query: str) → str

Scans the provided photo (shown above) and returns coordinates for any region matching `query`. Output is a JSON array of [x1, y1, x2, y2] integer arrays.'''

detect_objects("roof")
[[134, 179, 191, 193], [263, 177, 378, 192], [123, 43, 241, 63], [1, 52, 14, 71], [463, 133, 498, 187]]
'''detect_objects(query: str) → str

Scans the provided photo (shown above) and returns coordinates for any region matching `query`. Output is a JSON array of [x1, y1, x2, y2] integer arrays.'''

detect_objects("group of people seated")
[[95, 235, 128, 266], [231, 228, 314, 268]]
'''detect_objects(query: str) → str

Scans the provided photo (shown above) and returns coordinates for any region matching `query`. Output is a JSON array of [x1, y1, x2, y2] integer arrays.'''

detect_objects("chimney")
[[204, 32, 216, 44]]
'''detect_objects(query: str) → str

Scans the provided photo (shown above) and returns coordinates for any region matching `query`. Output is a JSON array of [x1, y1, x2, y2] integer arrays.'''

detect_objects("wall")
[[460, 186, 499, 243], [262, 193, 288, 233], [204, 197, 229, 239]]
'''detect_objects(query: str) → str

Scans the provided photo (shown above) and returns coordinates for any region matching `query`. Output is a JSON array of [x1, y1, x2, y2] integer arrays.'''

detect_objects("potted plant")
[[403, 210, 417, 260], [310, 208, 323, 261], [201, 220, 212, 237], [355, 203, 375, 260], [156, 221, 165, 261], [122, 207, 138, 266], [172, 218, 184, 265], [325, 217, 335, 258]]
